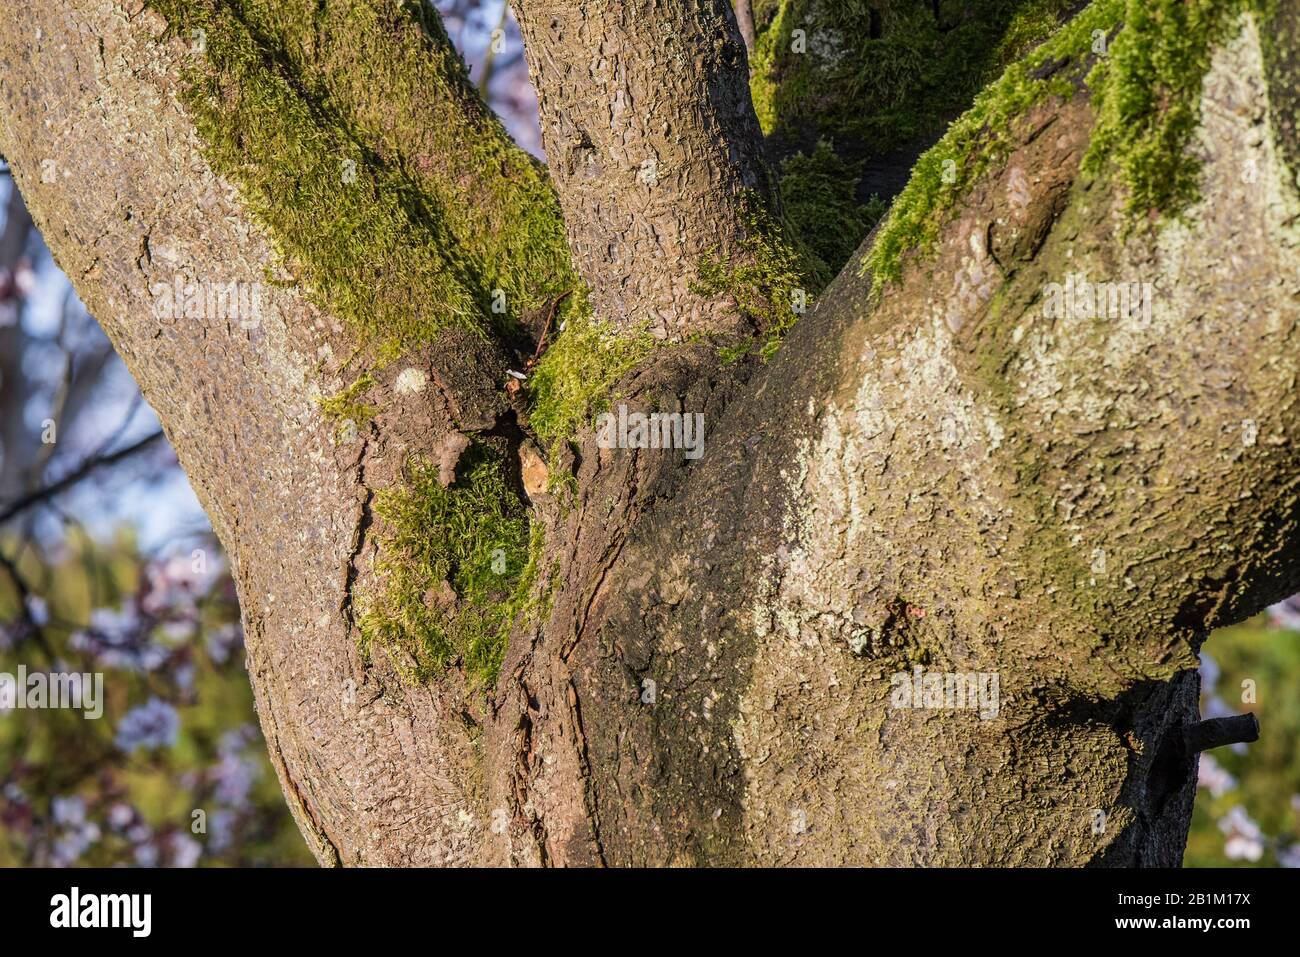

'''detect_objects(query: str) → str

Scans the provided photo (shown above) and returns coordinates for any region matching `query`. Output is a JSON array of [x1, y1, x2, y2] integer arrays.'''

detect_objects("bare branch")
[[0, 430, 165, 526], [0, 547, 55, 659], [513, 0, 772, 339], [734, 0, 756, 54], [1185, 714, 1260, 752]]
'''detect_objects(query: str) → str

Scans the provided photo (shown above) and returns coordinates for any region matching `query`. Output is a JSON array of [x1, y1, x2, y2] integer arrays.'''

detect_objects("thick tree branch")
[[0, 0, 556, 865], [735, 1, 757, 53], [486, 1, 1300, 866], [512, 0, 774, 339], [5, 0, 1297, 870]]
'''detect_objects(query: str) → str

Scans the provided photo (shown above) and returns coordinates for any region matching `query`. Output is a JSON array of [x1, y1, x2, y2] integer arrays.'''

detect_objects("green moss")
[[316, 373, 377, 436], [1083, 0, 1269, 220], [1259, 0, 1300, 176], [778, 139, 887, 283], [863, 0, 1123, 285], [748, 0, 800, 135], [992, 0, 1082, 72], [863, 0, 1270, 287], [145, 0, 577, 356], [750, 0, 1075, 154], [526, 298, 657, 451], [146, 0, 657, 475], [356, 446, 538, 690], [691, 201, 813, 360], [717, 342, 752, 366]]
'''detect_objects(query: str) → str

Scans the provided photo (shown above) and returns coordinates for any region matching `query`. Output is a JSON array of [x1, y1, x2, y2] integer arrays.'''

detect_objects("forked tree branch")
[[481, 1, 1300, 865], [3, 0, 1298, 869]]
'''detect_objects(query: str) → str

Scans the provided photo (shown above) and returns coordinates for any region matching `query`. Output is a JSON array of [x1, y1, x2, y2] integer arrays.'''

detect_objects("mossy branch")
[[862, 0, 1272, 287], [1083, 0, 1275, 219], [145, 0, 578, 358]]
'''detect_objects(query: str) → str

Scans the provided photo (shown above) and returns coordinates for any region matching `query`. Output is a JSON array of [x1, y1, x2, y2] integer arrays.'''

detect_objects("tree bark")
[[511, 0, 773, 338], [2, 0, 1298, 867]]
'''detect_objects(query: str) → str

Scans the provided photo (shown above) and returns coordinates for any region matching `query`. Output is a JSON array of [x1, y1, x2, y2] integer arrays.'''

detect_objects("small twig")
[[735, 0, 756, 55], [0, 548, 55, 660], [0, 430, 165, 525], [1184, 713, 1260, 752], [88, 393, 145, 464], [526, 289, 572, 370], [477, 0, 511, 98]]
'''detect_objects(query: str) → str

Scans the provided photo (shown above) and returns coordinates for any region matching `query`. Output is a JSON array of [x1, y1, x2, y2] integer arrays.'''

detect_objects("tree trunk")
[[2, 0, 1298, 866]]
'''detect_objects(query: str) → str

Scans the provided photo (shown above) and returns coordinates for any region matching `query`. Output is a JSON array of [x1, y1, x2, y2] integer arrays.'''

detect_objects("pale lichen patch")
[[394, 367, 428, 395]]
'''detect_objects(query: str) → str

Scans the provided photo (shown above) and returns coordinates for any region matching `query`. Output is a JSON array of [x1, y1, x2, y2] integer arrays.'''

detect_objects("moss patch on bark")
[[1084, 0, 1275, 220], [863, 0, 1272, 286], [690, 201, 816, 360], [145, 0, 576, 357], [356, 446, 541, 689], [750, 0, 1076, 154], [525, 303, 658, 451], [862, 0, 1118, 285], [316, 373, 377, 437]]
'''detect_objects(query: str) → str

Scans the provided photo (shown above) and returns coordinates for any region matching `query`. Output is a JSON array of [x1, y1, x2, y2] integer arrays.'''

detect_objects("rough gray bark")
[[2, 0, 1298, 867], [551, 20, 1300, 864]]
